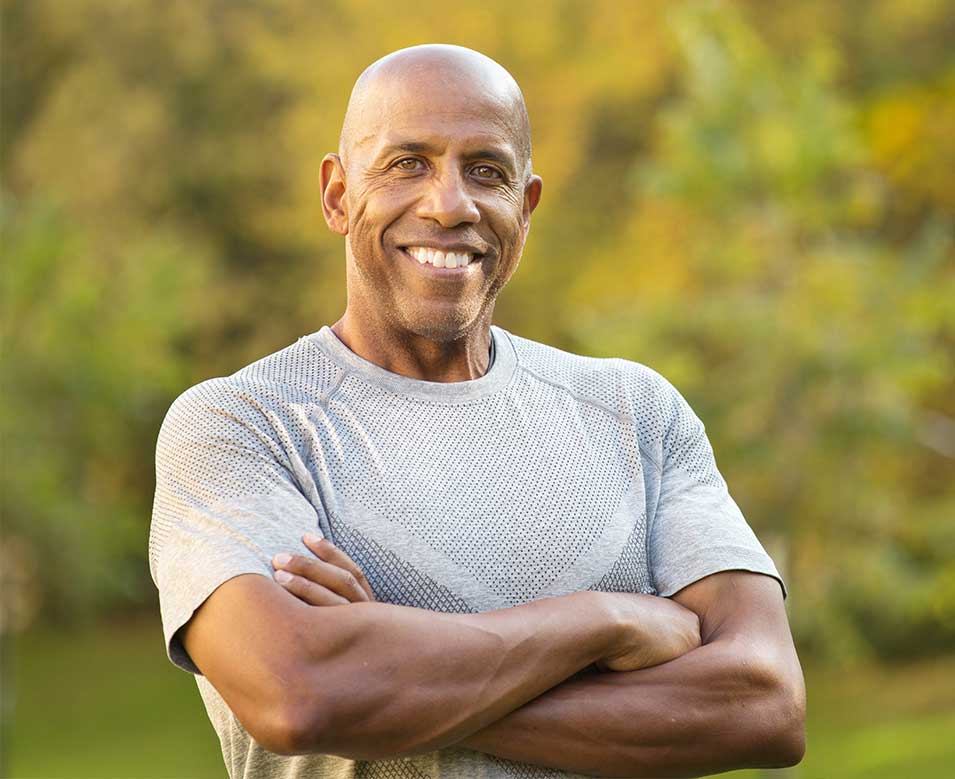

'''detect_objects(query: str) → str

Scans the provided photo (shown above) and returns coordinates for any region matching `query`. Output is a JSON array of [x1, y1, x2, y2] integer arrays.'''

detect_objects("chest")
[[299, 391, 656, 610]]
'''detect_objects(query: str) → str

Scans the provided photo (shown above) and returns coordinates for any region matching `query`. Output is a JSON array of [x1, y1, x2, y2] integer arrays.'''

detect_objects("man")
[[149, 44, 805, 778]]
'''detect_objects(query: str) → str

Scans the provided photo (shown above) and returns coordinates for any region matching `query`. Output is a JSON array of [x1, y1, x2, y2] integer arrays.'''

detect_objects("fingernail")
[[273, 553, 292, 567], [274, 570, 293, 583], [303, 533, 322, 546]]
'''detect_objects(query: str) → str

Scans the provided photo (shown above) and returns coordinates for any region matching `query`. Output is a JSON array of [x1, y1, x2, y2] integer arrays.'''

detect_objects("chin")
[[398, 307, 481, 343]]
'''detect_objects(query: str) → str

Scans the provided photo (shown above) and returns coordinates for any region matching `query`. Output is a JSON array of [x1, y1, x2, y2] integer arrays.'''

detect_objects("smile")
[[402, 246, 478, 270]]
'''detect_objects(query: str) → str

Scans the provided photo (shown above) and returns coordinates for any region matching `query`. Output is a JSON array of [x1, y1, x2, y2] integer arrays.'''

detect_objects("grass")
[[5, 616, 955, 778], [4, 616, 223, 779]]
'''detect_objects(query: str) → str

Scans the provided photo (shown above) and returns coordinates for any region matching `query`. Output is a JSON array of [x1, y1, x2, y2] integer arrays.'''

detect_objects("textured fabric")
[[149, 324, 785, 779]]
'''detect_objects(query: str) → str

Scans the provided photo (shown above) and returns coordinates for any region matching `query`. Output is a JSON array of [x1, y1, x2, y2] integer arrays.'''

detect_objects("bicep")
[[671, 570, 803, 689]]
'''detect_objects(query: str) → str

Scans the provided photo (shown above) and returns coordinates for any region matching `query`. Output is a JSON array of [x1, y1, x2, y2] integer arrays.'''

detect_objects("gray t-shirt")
[[149, 324, 784, 779]]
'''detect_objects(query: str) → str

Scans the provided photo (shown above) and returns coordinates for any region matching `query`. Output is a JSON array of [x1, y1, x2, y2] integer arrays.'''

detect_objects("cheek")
[[347, 181, 408, 241], [484, 189, 527, 244], [491, 208, 527, 252]]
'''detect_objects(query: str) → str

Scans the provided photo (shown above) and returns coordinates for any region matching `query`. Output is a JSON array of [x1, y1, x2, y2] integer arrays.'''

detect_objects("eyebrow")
[[379, 141, 517, 174]]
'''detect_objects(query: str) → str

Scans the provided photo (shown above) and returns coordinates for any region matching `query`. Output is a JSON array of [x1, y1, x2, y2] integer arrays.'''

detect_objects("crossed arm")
[[181, 535, 805, 776], [460, 570, 806, 777]]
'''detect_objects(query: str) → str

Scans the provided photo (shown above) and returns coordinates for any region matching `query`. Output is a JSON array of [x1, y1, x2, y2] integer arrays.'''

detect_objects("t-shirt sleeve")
[[148, 379, 324, 675], [647, 376, 786, 599]]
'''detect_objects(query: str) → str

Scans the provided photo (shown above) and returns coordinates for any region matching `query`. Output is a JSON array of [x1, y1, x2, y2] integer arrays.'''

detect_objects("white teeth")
[[406, 247, 474, 268]]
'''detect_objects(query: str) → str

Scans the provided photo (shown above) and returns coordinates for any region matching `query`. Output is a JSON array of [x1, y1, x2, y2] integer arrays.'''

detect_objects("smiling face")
[[321, 46, 542, 343]]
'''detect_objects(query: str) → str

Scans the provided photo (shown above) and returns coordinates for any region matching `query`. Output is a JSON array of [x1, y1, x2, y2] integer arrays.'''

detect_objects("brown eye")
[[472, 165, 501, 180], [395, 158, 423, 171]]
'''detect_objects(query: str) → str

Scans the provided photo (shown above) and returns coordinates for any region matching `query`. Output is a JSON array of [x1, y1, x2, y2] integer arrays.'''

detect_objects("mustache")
[[392, 231, 490, 254]]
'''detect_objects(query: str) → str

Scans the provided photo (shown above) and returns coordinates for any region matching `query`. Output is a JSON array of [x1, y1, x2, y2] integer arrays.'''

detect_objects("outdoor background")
[[2, 0, 954, 776]]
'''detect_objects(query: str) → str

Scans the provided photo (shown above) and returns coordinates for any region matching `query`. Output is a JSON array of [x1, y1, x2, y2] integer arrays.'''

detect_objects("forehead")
[[351, 73, 522, 160]]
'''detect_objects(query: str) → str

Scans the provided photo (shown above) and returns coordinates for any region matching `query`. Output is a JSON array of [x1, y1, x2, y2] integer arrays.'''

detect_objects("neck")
[[330, 309, 494, 382]]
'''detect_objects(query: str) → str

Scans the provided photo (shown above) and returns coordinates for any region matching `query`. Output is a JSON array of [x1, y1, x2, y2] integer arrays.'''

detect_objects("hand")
[[271, 534, 375, 605], [595, 592, 701, 672]]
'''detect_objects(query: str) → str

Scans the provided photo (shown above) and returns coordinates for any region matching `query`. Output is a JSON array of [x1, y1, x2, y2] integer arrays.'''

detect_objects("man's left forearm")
[[461, 628, 805, 778], [462, 569, 806, 779]]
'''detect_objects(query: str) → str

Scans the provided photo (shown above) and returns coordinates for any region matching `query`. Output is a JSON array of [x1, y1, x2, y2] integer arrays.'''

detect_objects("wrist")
[[571, 591, 626, 665]]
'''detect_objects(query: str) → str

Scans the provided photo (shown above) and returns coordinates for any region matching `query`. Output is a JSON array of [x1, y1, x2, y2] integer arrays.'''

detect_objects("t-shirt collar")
[[308, 324, 516, 403]]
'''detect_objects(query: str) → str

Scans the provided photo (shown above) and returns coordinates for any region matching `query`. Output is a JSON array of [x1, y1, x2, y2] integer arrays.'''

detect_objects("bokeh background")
[[2, 0, 954, 776]]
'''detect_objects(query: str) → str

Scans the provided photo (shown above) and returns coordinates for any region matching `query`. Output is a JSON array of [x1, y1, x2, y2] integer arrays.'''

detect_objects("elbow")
[[768, 682, 806, 768], [237, 659, 335, 756], [750, 658, 807, 768], [715, 638, 806, 770], [239, 629, 358, 755], [249, 696, 330, 757], [255, 702, 425, 761], [763, 710, 805, 769], [248, 676, 398, 759], [774, 727, 806, 769]]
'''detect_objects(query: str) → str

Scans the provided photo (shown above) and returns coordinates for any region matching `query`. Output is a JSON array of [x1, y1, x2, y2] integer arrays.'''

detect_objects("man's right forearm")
[[225, 585, 620, 758], [286, 592, 616, 757]]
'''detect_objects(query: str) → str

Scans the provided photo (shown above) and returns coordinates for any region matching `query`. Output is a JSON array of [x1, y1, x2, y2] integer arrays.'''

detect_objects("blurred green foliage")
[[2, 0, 954, 663]]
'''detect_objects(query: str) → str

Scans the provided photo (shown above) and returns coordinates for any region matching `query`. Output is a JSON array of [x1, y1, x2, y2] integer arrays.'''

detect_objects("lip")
[[398, 242, 486, 255], [398, 246, 484, 274]]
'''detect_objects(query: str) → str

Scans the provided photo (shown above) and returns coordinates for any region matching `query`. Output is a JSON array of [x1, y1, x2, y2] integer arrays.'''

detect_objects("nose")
[[415, 169, 480, 227]]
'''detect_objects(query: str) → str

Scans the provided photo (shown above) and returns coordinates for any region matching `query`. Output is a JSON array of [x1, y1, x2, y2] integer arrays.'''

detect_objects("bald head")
[[339, 44, 532, 179]]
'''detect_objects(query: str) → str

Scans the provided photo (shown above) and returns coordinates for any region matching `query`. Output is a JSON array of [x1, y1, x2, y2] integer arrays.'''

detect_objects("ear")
[[522, 174, 543, 231], [320, 153, 348, 235]]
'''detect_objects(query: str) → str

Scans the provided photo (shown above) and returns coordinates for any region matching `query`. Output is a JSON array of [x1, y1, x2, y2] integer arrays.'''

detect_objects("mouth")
[[399, 245, 484, 272]]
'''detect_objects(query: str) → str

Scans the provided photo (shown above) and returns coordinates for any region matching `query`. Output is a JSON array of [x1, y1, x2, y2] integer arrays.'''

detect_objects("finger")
[[272, 551, 370, 603], [303, 534, 375, 601], [272, 570, 349, 606]]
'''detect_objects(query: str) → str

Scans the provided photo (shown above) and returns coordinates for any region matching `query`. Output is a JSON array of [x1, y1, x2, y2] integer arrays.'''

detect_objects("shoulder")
[[230, 332, 344, 395], [502, 328, 688, 428], [158, 333, 342, 441]]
